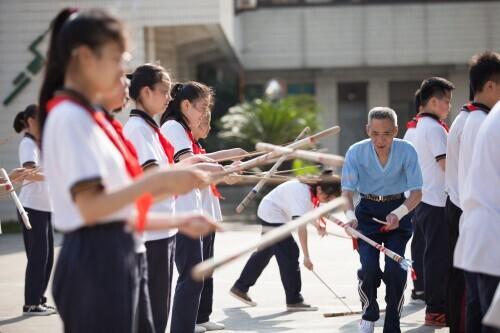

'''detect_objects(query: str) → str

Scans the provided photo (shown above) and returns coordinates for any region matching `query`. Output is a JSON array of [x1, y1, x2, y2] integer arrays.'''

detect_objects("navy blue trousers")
[[52, 222, 136, 333], [197, 232, 215, 324], [464, 271, 500, 333], [171, 233, 204, 333], [355, 198, 412, 333], [144, 236, 176, 333], [19, 207, 54, 306], [133, 251, 155, 333], [445, 196, 465, 332], [234, 220, 304, 305], [413, 202, 449, 314]]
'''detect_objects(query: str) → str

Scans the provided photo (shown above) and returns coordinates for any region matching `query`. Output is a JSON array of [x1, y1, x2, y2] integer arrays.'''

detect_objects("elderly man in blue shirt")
[[341, 107, 423, 333]]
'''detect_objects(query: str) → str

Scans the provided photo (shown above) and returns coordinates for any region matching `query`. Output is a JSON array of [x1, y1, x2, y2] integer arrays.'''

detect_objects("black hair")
[[13, 104, 38, 133], [128, 63, 170, 102], [469, 51, 500, 96], [159, 81, 214, 126], [413, 89, 421, 116], [38, 8, 126, 140], [308, 169, 341, 198], [419, 77, 455, 107]]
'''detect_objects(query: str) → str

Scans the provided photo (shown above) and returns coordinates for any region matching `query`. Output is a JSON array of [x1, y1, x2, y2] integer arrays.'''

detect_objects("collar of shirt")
[[466, 102, 491, 113], [130, 109, 159, 128], [417, 113, 449, 132]]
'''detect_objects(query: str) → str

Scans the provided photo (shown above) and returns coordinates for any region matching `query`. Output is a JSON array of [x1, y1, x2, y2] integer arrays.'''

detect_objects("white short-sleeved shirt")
[[124, 113, 177, 240], [258, 180, 313, 224], [200, 187, 223, 222], [445, 107, 470, 208], [458, 104, 490, 208], [403, 127, 416, 145], [454, 100, 500, 277], [413, 114, 448, 207], [18, 135, 52, 212], [160, 119, 202, 214], [42, 100, 135, 232]]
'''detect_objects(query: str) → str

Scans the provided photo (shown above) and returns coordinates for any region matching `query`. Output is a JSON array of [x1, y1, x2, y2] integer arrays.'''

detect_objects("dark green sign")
[[3, 27, 50, 106]]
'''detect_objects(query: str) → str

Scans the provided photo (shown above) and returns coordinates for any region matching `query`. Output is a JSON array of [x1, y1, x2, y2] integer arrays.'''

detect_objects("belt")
[[360, 193, 404, 202]]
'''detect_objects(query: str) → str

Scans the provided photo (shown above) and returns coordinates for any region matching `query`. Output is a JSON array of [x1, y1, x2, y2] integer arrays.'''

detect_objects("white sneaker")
[[358, 319, 375, 333], [198, 321, 225, 331], [195, 325, 207, 333]]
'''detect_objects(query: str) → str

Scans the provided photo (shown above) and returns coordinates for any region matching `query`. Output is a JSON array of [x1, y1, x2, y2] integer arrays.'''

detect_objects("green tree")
[[218, 95, 319, 152]]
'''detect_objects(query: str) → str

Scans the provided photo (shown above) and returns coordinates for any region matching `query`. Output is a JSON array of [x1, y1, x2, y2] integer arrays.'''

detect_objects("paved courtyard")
[[0, 223, 448, 332]]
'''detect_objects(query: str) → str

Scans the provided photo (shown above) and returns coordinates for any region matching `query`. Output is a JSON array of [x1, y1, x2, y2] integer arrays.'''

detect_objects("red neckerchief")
[[130, 110, 174, 163], [184, 127, 223, 199], [310, 188, 320, 208], [46, 94, 153, 232], [416, 113, 449, 132], [465, 102, 491, 114], [406, 117, 418, 129]]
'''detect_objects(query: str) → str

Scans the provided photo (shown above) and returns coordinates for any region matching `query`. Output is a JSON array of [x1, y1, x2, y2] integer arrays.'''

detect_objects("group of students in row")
[[9, 7, 256, 333], [401, 51, 500, 333]]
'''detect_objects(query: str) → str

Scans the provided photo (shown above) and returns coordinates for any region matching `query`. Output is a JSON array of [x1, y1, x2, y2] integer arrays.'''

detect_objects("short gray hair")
[[367, 107, 398, 126]]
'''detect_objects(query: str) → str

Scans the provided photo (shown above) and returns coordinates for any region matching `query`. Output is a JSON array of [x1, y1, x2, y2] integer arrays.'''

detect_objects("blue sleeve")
[[341, 147, 359, 192], [404, 144, 423, 191]]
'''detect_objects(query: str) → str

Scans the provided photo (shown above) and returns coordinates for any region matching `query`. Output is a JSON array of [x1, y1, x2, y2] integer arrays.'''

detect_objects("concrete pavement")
[[0, 223, 448, 332]]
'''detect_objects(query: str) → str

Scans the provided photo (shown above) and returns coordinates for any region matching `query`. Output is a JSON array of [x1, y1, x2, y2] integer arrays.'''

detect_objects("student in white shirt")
[[444, 96, 473, 333], [125, 63, 215, 333], [412, 77, 454, 327], [191, 111, 225, 332], [230, 171, 340, 312], [454, 101, 500, 333], [160, 81, 245, 333], [454, 51, 500, 333], [12, 104, 55, 316], [37, 8, 218, 333]]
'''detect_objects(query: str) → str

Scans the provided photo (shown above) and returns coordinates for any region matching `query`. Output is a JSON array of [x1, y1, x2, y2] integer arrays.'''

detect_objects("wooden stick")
[[325, 216, 412, 271], [245, 164, 323, 176], [236, 127, 311, 213], [311, 270, 353, 313], [0, 168, 31, 230], [211, 150, 266, 163], [209, 126, 341, 182], [191, 197, 346, 281], [256, 143, 344, 168]]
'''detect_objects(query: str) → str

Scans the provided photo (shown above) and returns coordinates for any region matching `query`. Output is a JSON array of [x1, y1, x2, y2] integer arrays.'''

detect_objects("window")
[[389, 81, 421, 138], [338, 82, 368, 154], [287, 83, 315, 95]]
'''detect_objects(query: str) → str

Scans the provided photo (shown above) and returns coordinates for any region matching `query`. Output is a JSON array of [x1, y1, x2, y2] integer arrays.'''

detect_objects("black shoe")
[[22, 305, 56, 316], [286, 302, 318, 311], [230, 286, 257, 306], [410, 290, 425, 304]]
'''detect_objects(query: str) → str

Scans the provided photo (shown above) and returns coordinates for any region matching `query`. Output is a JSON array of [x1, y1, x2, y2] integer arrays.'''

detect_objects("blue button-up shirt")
[[341, 138, 422, 195]]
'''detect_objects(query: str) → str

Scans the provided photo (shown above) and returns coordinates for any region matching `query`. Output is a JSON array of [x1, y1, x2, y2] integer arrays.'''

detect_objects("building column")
[[315, 75, 339, 154], [448, 67, 469, 119]]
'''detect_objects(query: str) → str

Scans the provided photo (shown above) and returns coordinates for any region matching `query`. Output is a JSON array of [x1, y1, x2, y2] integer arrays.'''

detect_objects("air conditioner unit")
[[236, 0, 258, 10]]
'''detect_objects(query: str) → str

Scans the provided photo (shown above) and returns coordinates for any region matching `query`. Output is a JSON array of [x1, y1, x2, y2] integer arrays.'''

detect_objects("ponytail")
[[13, 104, 38, 133], [38, 8, 77, 138]]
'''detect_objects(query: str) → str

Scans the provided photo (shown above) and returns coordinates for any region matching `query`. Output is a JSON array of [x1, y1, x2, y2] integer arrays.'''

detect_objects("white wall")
[[0, 0, 232, 219], [237, 2, 500, 70]]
